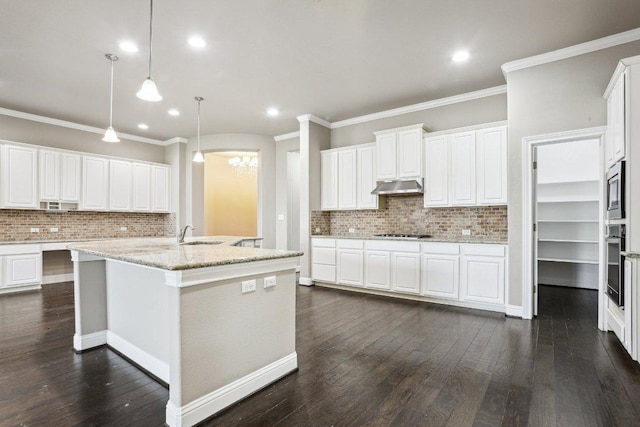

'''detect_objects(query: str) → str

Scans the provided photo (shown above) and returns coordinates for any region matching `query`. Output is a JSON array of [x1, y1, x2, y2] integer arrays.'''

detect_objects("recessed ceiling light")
[[119, 41, 138, 53], [452, 50, 470, 63], [137, 123, 149, 130], [188, 36, 206, 48], [168, 109, 180, 116], [267, 108, 279, 117]]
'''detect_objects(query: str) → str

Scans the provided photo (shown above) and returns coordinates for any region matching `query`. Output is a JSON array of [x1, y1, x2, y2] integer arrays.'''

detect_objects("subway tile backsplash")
[[311, 195, 507, 242], [0, 210, 176, 242]]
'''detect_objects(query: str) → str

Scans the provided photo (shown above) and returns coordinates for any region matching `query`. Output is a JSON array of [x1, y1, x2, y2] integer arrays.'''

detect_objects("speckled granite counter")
[[310, 234, 507, 245], [67, 236, 302, 270]]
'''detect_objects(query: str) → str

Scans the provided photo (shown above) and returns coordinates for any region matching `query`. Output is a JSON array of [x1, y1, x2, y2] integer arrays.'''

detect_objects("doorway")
[[204, 151, 258, 236]]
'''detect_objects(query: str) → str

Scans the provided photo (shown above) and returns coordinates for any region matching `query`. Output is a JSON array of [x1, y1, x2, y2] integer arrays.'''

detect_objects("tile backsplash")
[[312, 195, 507, 242], [0, 210, 176, 242]]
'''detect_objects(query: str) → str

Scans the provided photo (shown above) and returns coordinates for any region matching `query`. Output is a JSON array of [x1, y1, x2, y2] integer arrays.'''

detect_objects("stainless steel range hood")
[[371, 178, 423, 195]]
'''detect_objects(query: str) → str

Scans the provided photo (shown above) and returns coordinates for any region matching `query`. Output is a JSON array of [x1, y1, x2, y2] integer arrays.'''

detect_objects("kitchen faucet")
[[177, 224, 195, 244]]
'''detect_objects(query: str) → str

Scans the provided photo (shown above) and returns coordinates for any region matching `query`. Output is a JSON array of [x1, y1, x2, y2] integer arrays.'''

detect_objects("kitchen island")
[[68, 236, 302, 427]]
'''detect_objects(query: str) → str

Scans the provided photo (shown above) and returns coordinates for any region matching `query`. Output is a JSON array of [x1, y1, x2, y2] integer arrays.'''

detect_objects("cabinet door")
[[151, 165, 171, 212], [477, 126, 507, 205], [82, 156, 109, 210], [376, 133, 397, 180], [337, 249, 364, 287], [321, 151, 338, 210], [460, 256, 504, 305], [391, 252, 421, 294], [357, 146, 378, 209], [450, 131, 477, 206], [4, 254, 42, 286], [1, 145, 38, 209], [39, 150, 60, 201], [613, 73, 626, 163], [365, 250, 391, 290], [61, 153, 82, 202], [422, 254, 459, 299], [338, 149, 357, 209], [109, 160, 132, 211], [132, 163, 152, 211], [606, 89, 616, 169], [397, 129, 423, 178], [424, 135, 449, 207]]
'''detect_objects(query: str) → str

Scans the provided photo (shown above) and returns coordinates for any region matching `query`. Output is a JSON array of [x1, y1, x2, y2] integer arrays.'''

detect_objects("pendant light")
[[103, 54, 120, 143], [136, 0, 162, 102], [193, 97, 205, 163]]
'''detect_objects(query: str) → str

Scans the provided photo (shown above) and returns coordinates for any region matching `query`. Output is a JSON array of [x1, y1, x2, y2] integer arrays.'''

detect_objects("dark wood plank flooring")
[[1, 283, 639, 426]]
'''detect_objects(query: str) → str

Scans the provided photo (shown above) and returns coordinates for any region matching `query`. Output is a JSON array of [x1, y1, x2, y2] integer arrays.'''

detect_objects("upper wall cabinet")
[[605, 68, 626, 169], [39, 150, 61, 202], [81, 156, 109, 211], [40, 150, 82, 205], [60, 153, 82, 202], [1, 145, 38, 209], [132, 163, 152, 211], [109, 160, 133, 211], [424, 125, 507, 208], [321, 143, 378, 211], [151, 165, 171, 212], [374, 124, 428, 181]]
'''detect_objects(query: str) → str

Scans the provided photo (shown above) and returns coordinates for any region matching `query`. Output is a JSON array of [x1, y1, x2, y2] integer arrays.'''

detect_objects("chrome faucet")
[[177, 224, 195, 244]]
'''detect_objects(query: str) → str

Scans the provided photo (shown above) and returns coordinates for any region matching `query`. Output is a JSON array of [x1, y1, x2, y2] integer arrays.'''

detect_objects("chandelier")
[[228, 153, 258, 176]]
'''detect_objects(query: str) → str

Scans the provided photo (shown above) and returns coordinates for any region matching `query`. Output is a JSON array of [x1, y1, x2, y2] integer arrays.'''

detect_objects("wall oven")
[[606, 224, 625, 307], [606, 160, 625, 220]]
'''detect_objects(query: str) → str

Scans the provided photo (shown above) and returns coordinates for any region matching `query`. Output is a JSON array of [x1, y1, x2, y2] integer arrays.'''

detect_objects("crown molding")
[[163, 137, 188, 145], [273, 131, 300, 142], [603, 54, 640, 98], [296, 114, 331, 128], [425, 120, 508, 138], [501, 27, 640, 76], [0, 107, 167, 145], [373, 123, 430, 136], [330, 85, 507, 129]]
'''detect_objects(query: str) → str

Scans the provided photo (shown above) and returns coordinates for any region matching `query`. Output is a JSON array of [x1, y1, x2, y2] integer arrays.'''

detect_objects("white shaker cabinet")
[[364, 250, 391, 290], [109, 160, 132, 211], [338, 149, 357, 210], [132, 163, 152, 211], [476, 126, 508, 205], [4, 253, 42, 287], [397, 128, 423, 178], [40, 150, 82, 204], [450, 131, 477, 205], [422, 243, 460, 300], [311, 238, 337, 283], [321, 150, 338, 210], [424, 135, 449, 207], [356, 145, 378, 209], [60, 153, 82, 202], [39, 150, 61, 201], [460, 245, 505, 305], [376, 133, 397, 180], [391, 251, 421, 294], [0, 145, 38, 209], [82, 156, 109, 211], [151, 165, 171, 212], [337, 249, 364, 287]]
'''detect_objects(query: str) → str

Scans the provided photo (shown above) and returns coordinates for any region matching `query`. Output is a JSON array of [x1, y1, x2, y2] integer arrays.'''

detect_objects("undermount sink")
[[180, 240, 223, 246]]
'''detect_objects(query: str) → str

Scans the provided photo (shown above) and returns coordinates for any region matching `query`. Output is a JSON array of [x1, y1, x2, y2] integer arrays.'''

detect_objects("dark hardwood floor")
[[1, 283, 639, 426]]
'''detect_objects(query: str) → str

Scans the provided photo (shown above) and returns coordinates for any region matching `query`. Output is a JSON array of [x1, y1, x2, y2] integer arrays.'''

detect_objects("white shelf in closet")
[[537, 198, 599, 203], [538, 219, 599, 223], [537, 239, 598, 244], [538, 258, 599, 265]]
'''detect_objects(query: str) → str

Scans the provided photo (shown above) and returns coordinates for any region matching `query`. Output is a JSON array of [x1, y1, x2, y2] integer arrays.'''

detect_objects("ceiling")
[[1, 1, 639, 142]]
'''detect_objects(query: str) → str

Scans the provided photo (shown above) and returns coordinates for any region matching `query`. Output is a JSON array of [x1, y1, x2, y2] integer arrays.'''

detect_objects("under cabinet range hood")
[[371, 178, 423, 195]]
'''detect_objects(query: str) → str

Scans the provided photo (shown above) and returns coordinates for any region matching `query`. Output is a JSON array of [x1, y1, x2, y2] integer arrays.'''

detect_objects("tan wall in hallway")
[[204, 154, 257, 236]]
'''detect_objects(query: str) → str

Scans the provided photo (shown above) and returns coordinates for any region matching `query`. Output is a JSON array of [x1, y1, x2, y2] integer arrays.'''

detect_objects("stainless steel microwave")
[[606, 160, 625, 220]]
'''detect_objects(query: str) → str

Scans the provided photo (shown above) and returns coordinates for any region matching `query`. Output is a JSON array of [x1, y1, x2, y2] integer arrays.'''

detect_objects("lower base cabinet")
[[460, 244, 505, 305], [365, 250, 391, 290], [391, 252, 421, 294], [0, 245, 43, 292], [422, 254, 459, 299], [337, 249, 364, 287]]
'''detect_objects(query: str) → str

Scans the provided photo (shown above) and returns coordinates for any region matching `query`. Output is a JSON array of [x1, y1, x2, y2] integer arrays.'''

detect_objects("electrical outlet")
[[315, 227, 321, 233], [278, 214, 285, 221], [264, 276, 277, 288], [120, 226, 128, 231], [462, 229, 471, 236], [348, 227, 356, 233], [241, 279, 256, 294], [30, 228, 39, 233], [50, 227, 59, 233]]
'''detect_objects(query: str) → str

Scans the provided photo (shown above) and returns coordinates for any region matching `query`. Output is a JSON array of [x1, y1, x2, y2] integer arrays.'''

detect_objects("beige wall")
[[0, 114, 166, 163], [204, 153, 258, 236], [330, 93, 507, 148], [506, 40, 640, 307], [275, 137, 300, 250], [164, 142, 187, 234]]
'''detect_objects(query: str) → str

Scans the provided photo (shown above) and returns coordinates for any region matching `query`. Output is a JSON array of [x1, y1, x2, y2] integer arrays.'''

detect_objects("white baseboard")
[[106, 331, 170, 383], [298, 277, 313, 286], [42, 273, 74, 285], [73, 330, 107, 352], [165, 352, 298, 427], [505, 304, 524, 318], [0, 284, 41, 295]]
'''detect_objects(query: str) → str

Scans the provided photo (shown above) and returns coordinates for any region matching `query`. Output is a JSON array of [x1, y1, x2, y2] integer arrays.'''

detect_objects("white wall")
[[537, 139, 600, 183], [275, 137, 300, 250]]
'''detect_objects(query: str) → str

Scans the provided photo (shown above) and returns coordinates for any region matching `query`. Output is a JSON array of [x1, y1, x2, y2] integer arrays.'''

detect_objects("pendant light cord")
[[109, 57, 115, 127], [148, 0, 154, 78], [197, 98, 201, 151]]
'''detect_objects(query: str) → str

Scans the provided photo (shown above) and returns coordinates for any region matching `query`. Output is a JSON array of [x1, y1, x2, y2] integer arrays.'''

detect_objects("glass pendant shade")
[[136, 77, 162, 102], [193, 151, 205, 163], [103, 126, 120, 143]]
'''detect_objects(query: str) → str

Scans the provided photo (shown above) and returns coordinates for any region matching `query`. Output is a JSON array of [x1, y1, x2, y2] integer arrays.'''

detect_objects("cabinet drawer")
[[461, 244, 505, 257], [0, 244, 41, 256], [337, 239, 364, 249], [421, 242, 459, 255], [312, 264, 336, 283], [312, 238, 336, 248], [366, 240, 420, 252], [313, 247, 336, 266]]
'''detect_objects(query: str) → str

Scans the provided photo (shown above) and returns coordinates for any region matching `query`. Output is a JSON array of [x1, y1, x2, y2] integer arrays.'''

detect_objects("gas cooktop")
[[373, 234, 431, 239]]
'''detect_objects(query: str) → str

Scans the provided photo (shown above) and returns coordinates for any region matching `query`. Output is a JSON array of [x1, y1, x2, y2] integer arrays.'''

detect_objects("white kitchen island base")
[[70, 245, 299, 427]]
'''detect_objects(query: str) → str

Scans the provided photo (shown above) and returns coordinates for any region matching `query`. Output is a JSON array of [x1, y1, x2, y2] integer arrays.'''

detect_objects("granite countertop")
[[67, 236, 303, 271], [311, 234, 507, 245]]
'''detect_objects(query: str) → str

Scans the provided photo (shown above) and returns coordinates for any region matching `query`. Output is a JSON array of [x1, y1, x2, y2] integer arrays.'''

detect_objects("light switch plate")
[[264, 276, 277, 288], [348, 227, 355, 233], [50, 227, 59, 233], [120, 226, 128, 231], [30, 228, 39, 233], [462, 229, 471, 236], [242, 279, 256, 294]]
